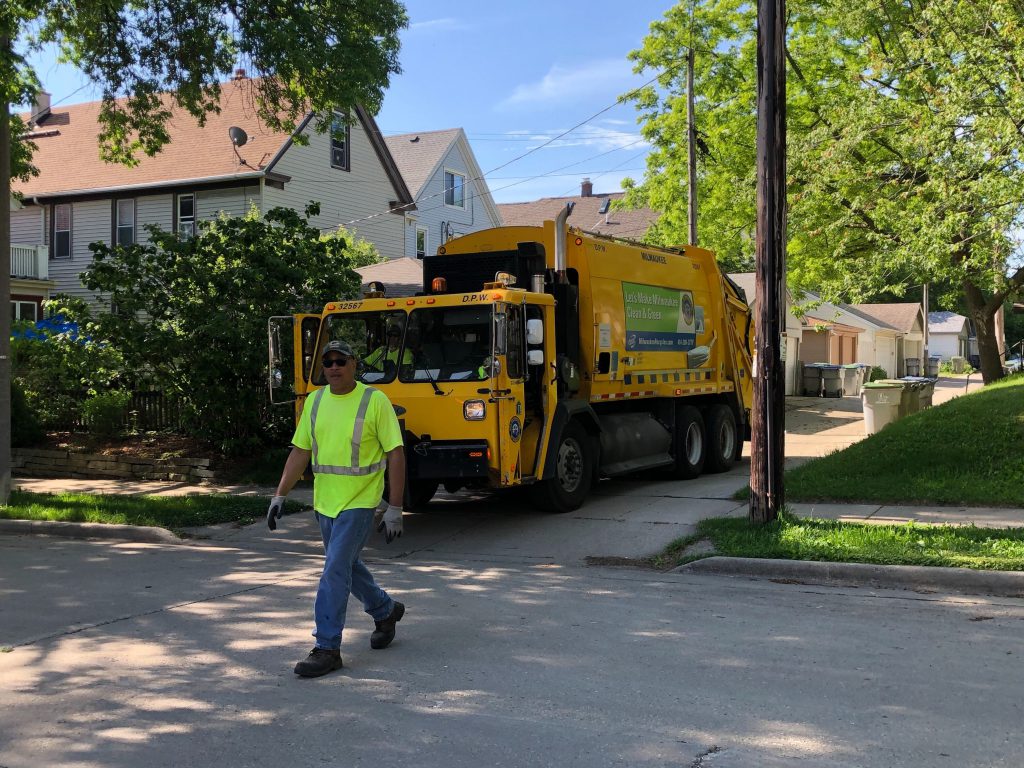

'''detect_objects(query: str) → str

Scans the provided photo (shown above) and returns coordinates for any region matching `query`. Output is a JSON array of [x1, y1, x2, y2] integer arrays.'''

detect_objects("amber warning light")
[[431, 277, 447, 293]]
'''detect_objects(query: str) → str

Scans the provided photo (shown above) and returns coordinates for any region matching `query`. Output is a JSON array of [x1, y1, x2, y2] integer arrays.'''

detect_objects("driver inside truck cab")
[[365, 324, 411, 374]]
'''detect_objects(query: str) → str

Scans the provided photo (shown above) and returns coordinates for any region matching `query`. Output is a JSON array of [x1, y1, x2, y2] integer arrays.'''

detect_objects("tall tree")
[[1, 0, 407, 503], [625, 0, 1024, 382]]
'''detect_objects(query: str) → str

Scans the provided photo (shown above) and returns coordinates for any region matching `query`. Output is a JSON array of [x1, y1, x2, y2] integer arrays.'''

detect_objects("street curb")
[[675, 556, 1024, 598], [0, 518, 182, 545]]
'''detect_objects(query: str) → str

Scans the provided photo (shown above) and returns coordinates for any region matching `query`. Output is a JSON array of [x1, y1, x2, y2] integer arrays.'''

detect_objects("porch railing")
[[10, 244, 48, 280]]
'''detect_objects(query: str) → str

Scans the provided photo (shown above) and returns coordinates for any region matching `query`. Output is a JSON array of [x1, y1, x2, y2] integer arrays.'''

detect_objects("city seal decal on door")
[[509, 417, 522, 442]]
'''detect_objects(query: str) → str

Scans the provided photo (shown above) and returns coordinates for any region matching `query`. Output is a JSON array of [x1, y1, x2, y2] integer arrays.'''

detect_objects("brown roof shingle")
[[356, 257, 423, 297], [497, 190, 659, 240], [847, 303, 923, 333], [16, 80, 293, 197]]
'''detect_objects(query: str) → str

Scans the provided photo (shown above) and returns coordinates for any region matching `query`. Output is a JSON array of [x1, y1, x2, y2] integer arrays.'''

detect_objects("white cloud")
[[407, 18, 470, 34], [515, 121, 648, 154], [499, 60, 638, 109]]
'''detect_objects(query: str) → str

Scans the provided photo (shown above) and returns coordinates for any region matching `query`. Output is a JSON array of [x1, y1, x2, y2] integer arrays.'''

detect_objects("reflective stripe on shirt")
[[309, 386, 388, 476]]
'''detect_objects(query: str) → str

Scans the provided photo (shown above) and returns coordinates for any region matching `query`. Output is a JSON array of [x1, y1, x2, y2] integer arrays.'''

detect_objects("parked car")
[[1004, 355, 1022, 373]]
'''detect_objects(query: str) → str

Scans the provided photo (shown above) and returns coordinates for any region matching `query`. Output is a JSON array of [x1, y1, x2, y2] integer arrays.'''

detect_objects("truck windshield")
[[319, 310, 411, 385], [400, 305, 492, 383]]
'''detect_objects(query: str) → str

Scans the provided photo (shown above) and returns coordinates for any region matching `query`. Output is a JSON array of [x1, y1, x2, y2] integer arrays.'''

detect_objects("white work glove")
[[377, 504, 403, 544], [266, 495, 286, 531]]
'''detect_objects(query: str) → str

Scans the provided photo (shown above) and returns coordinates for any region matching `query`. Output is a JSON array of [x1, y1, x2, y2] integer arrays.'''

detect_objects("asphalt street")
[[4, 380, 1021, 768]]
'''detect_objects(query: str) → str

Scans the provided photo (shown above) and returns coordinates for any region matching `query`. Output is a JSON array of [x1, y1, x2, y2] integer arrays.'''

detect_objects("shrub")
[[869, 366, 889, 382], [11, 381, 44, 447], [84, 205, 367, 454], [82, 391, 131, 439]]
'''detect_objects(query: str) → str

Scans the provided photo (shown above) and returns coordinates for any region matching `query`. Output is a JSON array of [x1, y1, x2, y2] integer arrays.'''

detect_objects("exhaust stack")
[[554, 202, 575, 283]]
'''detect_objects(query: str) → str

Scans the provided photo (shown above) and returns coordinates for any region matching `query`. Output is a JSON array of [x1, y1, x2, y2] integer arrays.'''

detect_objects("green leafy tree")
[[626, 0, 1024, 382], [82, 204, 362, 454], [1, 0, 407, 502]]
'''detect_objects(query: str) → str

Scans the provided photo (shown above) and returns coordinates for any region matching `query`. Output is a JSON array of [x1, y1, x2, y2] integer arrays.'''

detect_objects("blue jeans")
[[313, 508, 394, 650]]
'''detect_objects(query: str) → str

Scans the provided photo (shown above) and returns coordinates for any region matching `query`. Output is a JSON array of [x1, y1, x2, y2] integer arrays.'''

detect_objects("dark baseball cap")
[[321, 340, 356, 359]]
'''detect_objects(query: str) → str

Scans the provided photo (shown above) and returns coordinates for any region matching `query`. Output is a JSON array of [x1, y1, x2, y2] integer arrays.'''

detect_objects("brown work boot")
[[370, 601, 405, 650], [293, 647, 343, 677]]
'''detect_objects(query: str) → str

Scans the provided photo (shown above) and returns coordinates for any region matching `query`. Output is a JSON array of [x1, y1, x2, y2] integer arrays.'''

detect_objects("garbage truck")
[[268, 206, 755, 512]]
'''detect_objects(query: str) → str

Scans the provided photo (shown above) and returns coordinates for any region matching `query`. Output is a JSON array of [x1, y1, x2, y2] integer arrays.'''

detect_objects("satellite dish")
[[228, 126, 248, 147]]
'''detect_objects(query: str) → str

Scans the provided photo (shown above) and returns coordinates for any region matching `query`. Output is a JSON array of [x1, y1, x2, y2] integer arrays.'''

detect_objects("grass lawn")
[[652, 511, 1024, 571], [0, 490, 306, 533], [785, 375, 1024, 506]]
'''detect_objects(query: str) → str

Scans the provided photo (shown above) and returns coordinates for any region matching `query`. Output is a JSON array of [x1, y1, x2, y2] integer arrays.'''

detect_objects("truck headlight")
[[463, 400, 486, 421]]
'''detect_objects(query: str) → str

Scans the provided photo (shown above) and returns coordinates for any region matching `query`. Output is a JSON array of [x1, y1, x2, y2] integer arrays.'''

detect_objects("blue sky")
[[21, 0, 677, 204]]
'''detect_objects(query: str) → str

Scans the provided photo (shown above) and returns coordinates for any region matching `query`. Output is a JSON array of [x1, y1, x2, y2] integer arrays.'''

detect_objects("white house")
[[928, 311, 973, 361], [9, 78, 415, 311], [728, 272, 804, 396], [384, 128, 501, 260]]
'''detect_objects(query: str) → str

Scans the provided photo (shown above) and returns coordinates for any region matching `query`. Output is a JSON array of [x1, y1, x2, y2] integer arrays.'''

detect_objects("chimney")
[[581, 178, 593, 197], [234, 68, 247, 80], [32, 91, 52, 125]]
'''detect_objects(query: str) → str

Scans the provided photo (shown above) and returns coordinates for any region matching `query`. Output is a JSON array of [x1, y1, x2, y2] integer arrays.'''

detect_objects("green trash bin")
[[878, 379, 913, 418], [902, 376, 935, 408], [862, 382, 903, 435]]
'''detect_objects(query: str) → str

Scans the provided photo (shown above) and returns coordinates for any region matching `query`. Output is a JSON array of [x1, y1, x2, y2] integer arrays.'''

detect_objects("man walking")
[[267, 339, 406, 678]]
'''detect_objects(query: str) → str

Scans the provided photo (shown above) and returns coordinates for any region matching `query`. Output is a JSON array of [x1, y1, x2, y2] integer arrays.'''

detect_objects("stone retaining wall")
[[12, 449, 216, 483]]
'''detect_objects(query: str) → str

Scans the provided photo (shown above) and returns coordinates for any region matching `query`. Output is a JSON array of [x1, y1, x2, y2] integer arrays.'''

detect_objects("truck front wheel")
[[406, 479, 439, 510], [671, 405, 706, 480], [703, 404, 738, 474], [531, 420, 594, 512]]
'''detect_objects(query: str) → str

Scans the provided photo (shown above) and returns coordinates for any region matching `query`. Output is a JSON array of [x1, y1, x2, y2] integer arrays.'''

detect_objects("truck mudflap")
[[538, 400, 601, 482], [407, 439, 490, 480]]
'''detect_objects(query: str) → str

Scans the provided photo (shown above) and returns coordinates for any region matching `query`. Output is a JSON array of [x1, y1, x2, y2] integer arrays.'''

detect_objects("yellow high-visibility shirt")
[[292, 383, 403, 516]]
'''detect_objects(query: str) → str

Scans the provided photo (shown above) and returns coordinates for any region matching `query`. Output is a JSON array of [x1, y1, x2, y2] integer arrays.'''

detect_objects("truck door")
[[494, 302, 527, 486], [268, 314, 321, 421]]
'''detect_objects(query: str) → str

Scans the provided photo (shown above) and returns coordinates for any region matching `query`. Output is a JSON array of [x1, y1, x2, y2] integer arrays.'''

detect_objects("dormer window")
[[330, 113, 350, 171]]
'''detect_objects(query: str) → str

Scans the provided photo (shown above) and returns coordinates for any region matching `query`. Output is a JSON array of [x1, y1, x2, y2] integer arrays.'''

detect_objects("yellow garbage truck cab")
[[270, 207, 754, 513]]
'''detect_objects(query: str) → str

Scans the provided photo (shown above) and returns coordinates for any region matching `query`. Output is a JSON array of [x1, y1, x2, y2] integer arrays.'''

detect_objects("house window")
[[444, 170, 466, 208], [52, 203, 71, 259], [177, 194, 196, 238], [416, 227, 428, 259], [115, 199, 135, 245], [11, 300, 39, 322], [330, 113, 350, 171]]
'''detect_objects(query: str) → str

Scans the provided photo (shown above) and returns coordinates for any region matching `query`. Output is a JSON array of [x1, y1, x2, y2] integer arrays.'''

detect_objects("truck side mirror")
[[527, 349, 544, 366], [526, 318, 544, 345]]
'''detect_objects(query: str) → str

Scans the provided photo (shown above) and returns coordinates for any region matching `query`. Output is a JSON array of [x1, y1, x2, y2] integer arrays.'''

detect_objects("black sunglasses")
[[322, 356, 352, 368]]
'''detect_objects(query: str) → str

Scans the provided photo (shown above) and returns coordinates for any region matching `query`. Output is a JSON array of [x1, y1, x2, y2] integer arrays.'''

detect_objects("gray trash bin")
[[896, 378, 923, 414], [841, 364, 861, 396], [878, 379, 912, 418], [821, 365, 843, 397], [926, 356, 940, 377], [862, 382, 903, 435], [905, 357, 921, 376], [902, 375, 935, 408], [802, 364, 823, 397]]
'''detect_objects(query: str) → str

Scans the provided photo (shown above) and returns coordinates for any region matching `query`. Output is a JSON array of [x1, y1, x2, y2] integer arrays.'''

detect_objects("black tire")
[[704, 404, 738, 474], [530, 420, 595, 513], [671, 405, 706, 480], [405, 479, 438, 510]]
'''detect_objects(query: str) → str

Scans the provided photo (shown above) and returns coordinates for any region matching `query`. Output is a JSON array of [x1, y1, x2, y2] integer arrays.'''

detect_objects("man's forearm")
[[275, 447, 311, 497], [386, 448, 406, 507]]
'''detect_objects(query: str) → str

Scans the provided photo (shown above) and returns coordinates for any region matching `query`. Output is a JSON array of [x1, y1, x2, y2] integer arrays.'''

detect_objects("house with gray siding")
[[9, 79, 414, 311], [384, 129, 501, 260]]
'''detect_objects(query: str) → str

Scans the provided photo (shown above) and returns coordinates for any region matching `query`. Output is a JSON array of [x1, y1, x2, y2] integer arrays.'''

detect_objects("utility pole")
[[1, 35, 12, 505], [749, 0, 786, 524], [687, 42, 698, 246]]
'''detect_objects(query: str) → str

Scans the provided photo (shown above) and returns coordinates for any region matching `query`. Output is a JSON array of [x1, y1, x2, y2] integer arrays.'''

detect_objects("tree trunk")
[[963, 277, 1005, 384]]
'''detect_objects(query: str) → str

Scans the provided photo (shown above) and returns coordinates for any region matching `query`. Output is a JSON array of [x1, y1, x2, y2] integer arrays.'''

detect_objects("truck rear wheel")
[[671, 405, 706, 480], [530, 420, 594, 513], [703, 404, 738, 474]]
